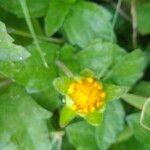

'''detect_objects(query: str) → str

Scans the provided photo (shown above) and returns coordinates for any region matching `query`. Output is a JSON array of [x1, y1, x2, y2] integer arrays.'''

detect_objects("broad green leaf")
[[62, 1, 115, 48], [0, 41, 60, 110], [104, 83, 128, 101], [137, 2, 150, 34], [66, 121, 99, 150], [0, 0, 49, 18], [106, 49, 146, 87], [111, 137, 149, 150], [127, 113, 150, 148], [85, 111, 103, 126], [45, 0, 75, 36], [0, 21, 30, 61], [133, 81, 150, 97], [96, 100, 125, 150], [60, 106, 76, 127], [0, 85, 52, 150], [53, 77, 73, 95], [76, 40, 112, 78]]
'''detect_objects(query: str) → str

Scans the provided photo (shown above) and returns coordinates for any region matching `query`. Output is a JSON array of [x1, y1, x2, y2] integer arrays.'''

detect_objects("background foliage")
[[0, 0, 150, 150]]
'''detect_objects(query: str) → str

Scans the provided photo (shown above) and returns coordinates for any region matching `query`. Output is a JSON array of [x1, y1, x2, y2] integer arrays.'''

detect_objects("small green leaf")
[[104, 83, 128, 101], [59, 106, 76, 128], [85, 111, 103, 126], [80, 68, 95, 78], [45, 0, 74, 36], [53, 77, 73, 95], [106, 49, 146, 87]]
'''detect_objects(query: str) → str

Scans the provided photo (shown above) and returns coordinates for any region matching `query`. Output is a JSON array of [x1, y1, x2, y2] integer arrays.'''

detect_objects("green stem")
[[55, 60, 74, 78], [19, 0, 48, 68], [112, 0, 123, 29], [7, 27, 64, 44]]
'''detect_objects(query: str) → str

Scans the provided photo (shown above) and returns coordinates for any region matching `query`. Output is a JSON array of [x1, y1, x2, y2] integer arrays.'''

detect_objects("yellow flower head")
[[67, 77, 105, 114]]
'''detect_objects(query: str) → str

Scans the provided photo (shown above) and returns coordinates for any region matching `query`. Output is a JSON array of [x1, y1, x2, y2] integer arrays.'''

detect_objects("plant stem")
[[112, 0, 123, 29], [131, 0, 137, 49], [55, 60, 74, 78], [7, 27, 64, 44], [19, 0, 48, 68], [140, 97, 150, 130]]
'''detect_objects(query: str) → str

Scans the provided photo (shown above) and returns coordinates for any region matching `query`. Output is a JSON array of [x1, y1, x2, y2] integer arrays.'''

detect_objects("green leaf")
[[104, 83, 128, 101], [0, 21, 30, 61], [59, 106, 76, 128], [106, 49, 146, 87], [133, 81, 150, 97], [127, 113, 150, 148], [66, 121, 99, 150], [0, 0, 49, 18], [53, 77, 73, 95], [137, 2, 150, 34], [62, 1, 115, 48], [59, 44, 80, 75], [0, 85, 52, 150], [76, 40, 112, 78], [45, 0, 74, 36], [80, 68, 96, 78], [96, 100, 125, 150], [0, 41, 60, 110], [85, 111, 103, 126]]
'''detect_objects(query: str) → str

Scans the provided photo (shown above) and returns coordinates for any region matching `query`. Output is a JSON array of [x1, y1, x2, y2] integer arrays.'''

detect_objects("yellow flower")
[[67, 77, 106, 114]]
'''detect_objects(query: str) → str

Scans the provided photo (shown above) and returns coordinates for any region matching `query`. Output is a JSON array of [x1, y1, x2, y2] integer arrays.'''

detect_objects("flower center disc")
[[68, 77, 105, 113]]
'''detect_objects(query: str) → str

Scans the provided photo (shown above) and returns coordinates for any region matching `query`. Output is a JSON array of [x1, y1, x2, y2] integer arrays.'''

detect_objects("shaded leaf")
[[0, 0, 49, 18], [133, 81, 150, 97]]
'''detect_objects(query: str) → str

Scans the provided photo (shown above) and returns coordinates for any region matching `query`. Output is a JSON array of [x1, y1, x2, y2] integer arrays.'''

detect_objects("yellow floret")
[[67, 77, 105, 114]]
